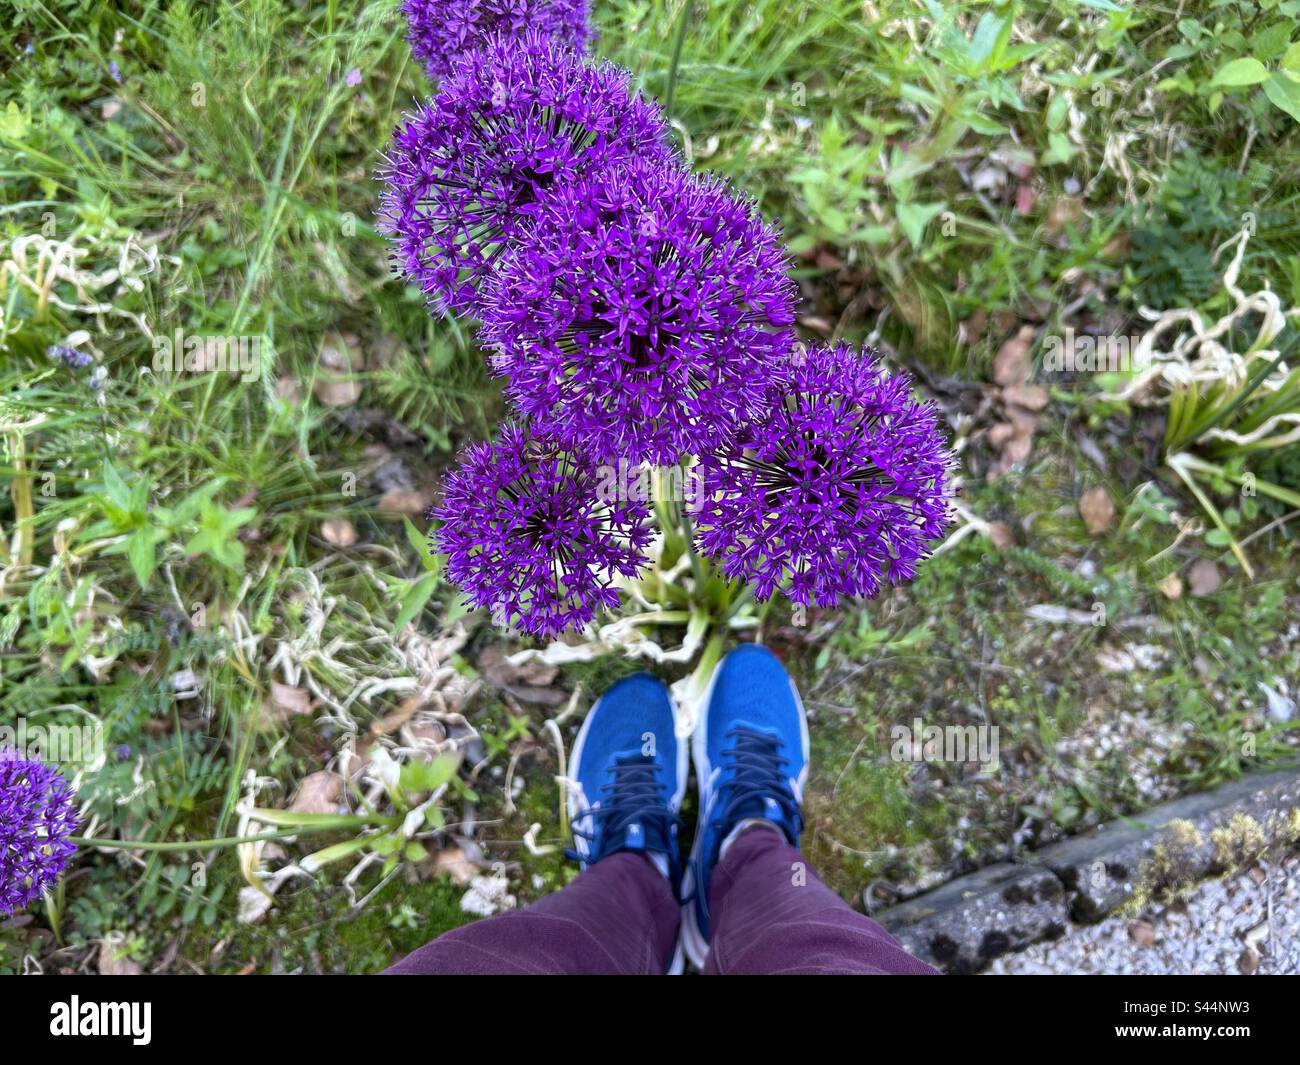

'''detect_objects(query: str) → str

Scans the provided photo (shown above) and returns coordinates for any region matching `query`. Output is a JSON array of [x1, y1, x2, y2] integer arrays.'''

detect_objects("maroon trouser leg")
[[385, 827, 936, 975], [385, 852, 679, 975], [701, 827, 937, 974]]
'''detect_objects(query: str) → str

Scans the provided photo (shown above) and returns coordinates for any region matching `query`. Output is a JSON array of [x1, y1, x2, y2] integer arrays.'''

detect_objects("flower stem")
[[68, 818, 398, 853], [674, 620, 727, 736], [664, 0, 693, 123]]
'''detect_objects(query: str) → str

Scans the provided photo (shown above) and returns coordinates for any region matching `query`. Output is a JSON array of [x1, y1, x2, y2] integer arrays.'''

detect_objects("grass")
[[1, 0, 1298, 972]]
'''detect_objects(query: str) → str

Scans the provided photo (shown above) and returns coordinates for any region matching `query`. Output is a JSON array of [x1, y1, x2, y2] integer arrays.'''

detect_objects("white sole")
[[681, 649, 810, 971]]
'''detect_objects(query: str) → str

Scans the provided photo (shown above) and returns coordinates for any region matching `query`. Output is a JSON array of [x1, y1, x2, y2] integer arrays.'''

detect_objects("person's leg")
[[683, 644, 936, 974], [702, 824, 936, 974], [386, 673, 686, 975], [385, 850, 679, 974]]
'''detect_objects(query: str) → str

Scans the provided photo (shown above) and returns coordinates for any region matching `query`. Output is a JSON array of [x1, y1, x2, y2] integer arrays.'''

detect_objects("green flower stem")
[[683, 620, 727, 707], [723, 583, 755, 622], [69, 813, 403, 853], [624, 610, 694, 627], [1172, 452, 1300, 508], [663, 0, 693, 123]]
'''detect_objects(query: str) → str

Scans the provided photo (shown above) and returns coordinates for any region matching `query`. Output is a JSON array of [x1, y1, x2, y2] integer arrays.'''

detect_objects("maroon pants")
[[386, 828, 936, 975]]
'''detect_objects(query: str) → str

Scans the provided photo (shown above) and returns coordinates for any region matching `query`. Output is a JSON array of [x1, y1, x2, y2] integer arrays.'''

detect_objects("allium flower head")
[[433, 424, 652, 638], [481, 157, 799, 465], [692, 342, 954, 607], [0, 753, 80, 915], [379, 30, 668, 317], [401, 0, 593, 81]]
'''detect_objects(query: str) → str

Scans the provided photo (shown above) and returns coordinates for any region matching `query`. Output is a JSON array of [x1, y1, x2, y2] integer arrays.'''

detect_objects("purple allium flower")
[[433, 423, 652, 637], [691, 342, 955, 607], [48, 343, 93, 370], [401, 0, 593, 81], [481, 157, 799, 466], [0, 754, 80, 916], [345, 67, 362, 87], [379, 29, 670, 318]]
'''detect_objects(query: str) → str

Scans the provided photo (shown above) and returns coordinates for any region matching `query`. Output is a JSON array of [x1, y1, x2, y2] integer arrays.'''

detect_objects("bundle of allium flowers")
[[401, 0, 593, 81], [386, 28, 955, 662], [692, 342, 954, 606], [0, 753, 80, 915], [481, 158, 798, 466], [433, 423, 653, 638], [379, 29, 669, 317]]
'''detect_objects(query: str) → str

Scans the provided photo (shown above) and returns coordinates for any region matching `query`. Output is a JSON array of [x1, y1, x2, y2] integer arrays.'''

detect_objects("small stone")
[[1128, 920, 1156, 946]]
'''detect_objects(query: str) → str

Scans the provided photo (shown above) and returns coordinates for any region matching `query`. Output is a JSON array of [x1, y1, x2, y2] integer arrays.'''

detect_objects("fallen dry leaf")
[[377, 488, 434, 517], [961, 308, 988, 349], [987, 521, 1015, 550], [267, 682, 312, 724], [369, 696, 424, 738], [1079, 486, 1116, 536], [999, 428, 1034, 466], [478, 645, 565, 706], [479, 645, 556, 688], [993, 325, 1036, 387], [289, 771, 343, 814], [320, 518, 358, 547], [432, 846, 479, 886], [312, 330, 363, 408], [985, 399, 1041, 480], [1187, 558, 1221, 597], [1002, 384, 1049, 411], [1045, 197, 1084, 238], [275, 376, 301, 407]]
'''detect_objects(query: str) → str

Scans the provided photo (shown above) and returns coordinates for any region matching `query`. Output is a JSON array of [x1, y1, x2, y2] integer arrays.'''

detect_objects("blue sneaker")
[[681, 644, 809, 968], [568, 672, 688, 972]]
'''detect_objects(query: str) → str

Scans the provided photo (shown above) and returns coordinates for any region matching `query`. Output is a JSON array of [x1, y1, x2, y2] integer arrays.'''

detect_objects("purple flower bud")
[[47, 344, 93, 370]]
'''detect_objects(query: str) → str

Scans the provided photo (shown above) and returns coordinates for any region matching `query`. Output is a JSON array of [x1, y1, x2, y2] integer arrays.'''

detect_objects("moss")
[[1210, 813, 1268, 870], [197, 874, 477, 975]]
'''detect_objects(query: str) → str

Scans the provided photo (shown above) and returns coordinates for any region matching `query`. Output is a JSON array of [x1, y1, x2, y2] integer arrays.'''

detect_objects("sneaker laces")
[[569, 754, 682, 888], [713, 726, 803, 846]]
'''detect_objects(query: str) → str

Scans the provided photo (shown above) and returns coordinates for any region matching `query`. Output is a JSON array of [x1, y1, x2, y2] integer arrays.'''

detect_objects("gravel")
[[987, 854, 1300, 975]]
